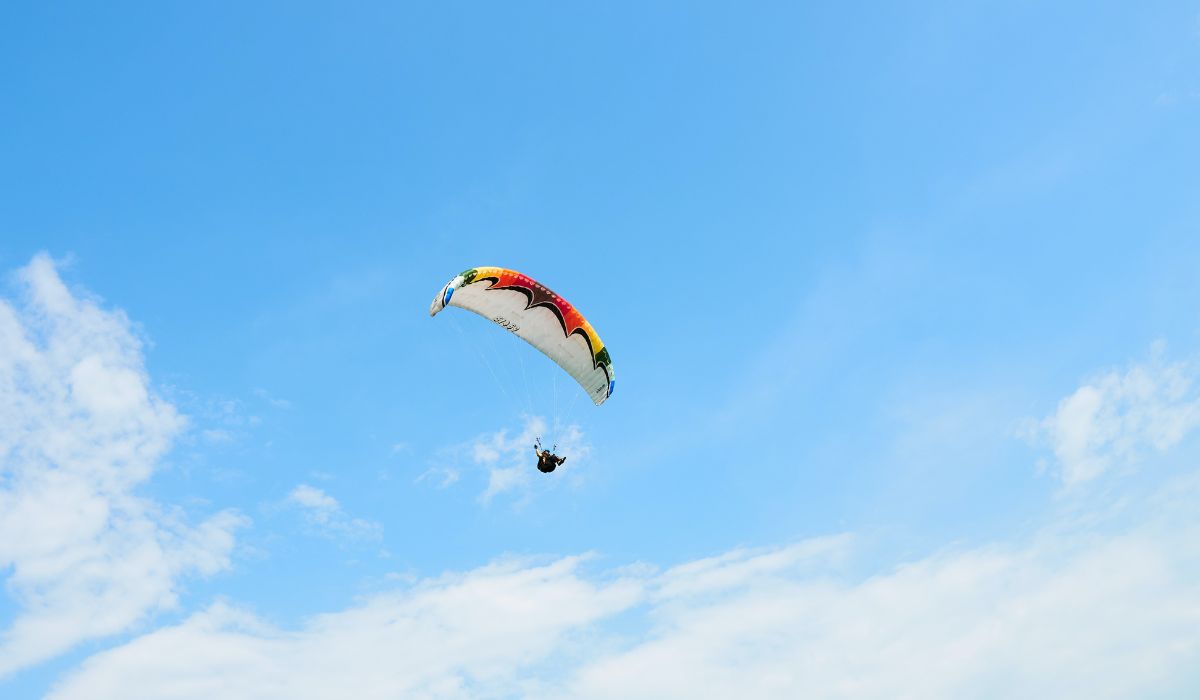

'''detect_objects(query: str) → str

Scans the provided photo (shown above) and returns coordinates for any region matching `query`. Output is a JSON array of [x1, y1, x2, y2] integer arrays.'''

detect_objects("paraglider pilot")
[[534, 439, 566, 473]]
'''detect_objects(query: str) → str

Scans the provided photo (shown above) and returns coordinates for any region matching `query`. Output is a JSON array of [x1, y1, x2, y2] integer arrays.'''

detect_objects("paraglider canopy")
[[430, 267, 615, 406]]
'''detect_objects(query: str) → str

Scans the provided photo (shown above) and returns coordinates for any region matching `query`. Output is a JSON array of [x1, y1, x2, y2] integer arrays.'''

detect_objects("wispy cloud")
[[419, 416, 591, 504], [43, 471, 1200, 699], [37, 340, 1200, 698], [1025, 343, 1200, 485], [0, 254, 245, 678], [414, 466, 460, 489], [253, 388, 292, 410], [471, 416, 589, 503], [45, 555, 642, 700], [285, 484, 380, 541], [168, 391, 262, 449], [201, 428, 235, 444], [12, 256, 1200, 697]]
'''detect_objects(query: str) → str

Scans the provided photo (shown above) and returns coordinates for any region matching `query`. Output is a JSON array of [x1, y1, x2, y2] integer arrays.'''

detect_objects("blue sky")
[[2, 2, 1200, 697]]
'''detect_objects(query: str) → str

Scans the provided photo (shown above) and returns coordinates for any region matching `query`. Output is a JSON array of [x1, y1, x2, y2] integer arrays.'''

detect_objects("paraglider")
[[430, 266, 615, 405], [430, 266, 615, 472], [534, 438, 566, 473]]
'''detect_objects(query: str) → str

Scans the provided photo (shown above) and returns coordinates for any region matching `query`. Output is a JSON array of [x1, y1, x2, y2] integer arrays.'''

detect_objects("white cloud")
[[41, 473, 1200, 699], [288, 484, 338, 511], [470, 416, 589, 503], [563, 500, 1200, 699], [253, 388, 292, 410], [47, 557, 642, 700], [417, 415, 590, 503], [1029, 345, 1200, 485], [169, 391, 265, 448], [415, 466, 460, 488], [200, 428, 234, 444], [285, 484, 380, 541], [0, 254, 245, 678], [38, 340, 1200, 699], [11, 260, 1200, 697]]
